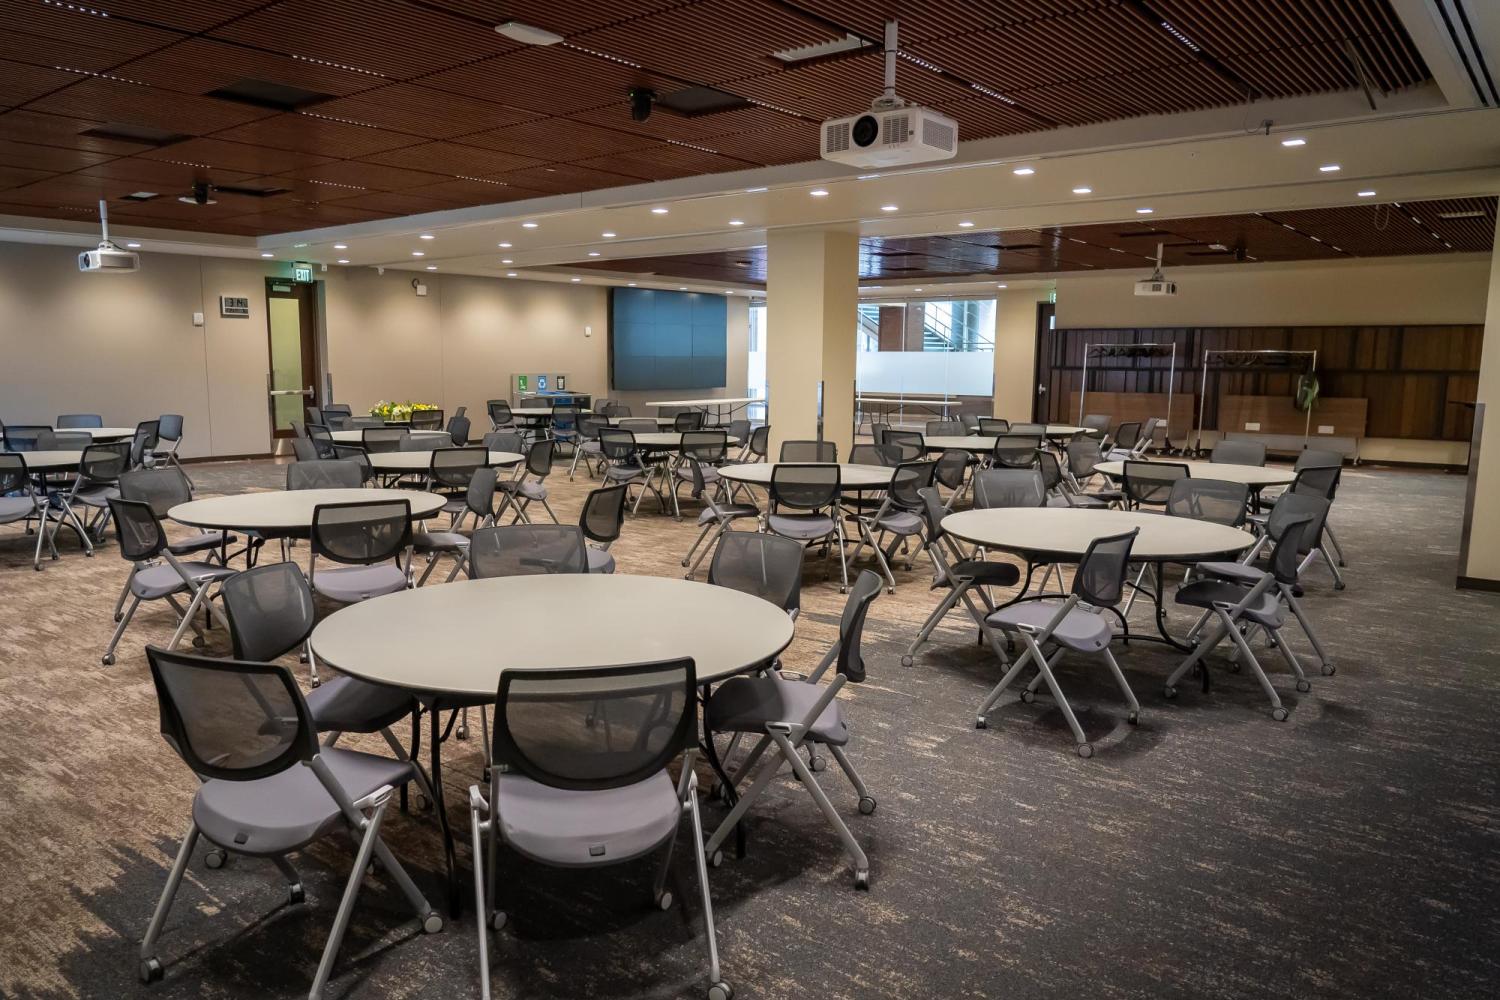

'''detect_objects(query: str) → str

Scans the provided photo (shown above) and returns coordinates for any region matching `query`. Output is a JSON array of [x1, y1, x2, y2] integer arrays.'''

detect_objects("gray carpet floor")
[[1, 458, 1497, 1000]]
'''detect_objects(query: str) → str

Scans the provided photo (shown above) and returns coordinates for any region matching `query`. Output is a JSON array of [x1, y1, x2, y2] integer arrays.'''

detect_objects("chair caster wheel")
[[1295, 679, 1311, 693], [1019, 690, 1035, 704], [1272, 707, 1289, 722], [974, 717, 988, 730], [656, 890, 673, 911], [456, 726, 469, 741], [1321, 663, 1336, 676], [900, 654, 913, 667], [809, 754, 826, 773], [858, 796, 876, 815], [204, 849, 227, 869], [1163, 686, 1177, 700], [854, 869, 871, 891], [191, 635, 206, 649], [490, 910, 507, 931], [1076, 743, 1094, 759], [113, 613, 123, 623], [710, 850, 724, 868], [309, 678, 321, 689], [1127, 712, 1139, 725], [102, 654, 115, 666], [708, 980, 734, 1000], [423, 912, 444, 934], [288, 882, 305, 904], [1334, 582, 1346, 591], [140, 957, 164, 984]]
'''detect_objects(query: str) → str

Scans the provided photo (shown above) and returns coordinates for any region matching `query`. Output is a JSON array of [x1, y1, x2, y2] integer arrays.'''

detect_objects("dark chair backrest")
[[488, 400, 514, 427], [40, 429, 91, 449], [1066, 437, 1105, 478], [1291, 465, 1340, 500], [484, 430, 525, 454], [81, 441, 130, 483], [491, 658, 696, 792], [1166, 477, 1250, 527], [310, 499, 412, 567], [464, 466, 499, 520], [708, 530, 803, 617], [1010, 422, 1045, 435], [978, 417, 1010, 435], [56, 413, 103, 428], [129, 421, 160, 468], [410, 409, 444, 430], [1212, 439, 1267, 467], [107, 497, 168, 562], [287, 459, 362, 490], [973, 468, 1045, 508], [747, 425, 770, 460], [1081, 413, 1111, 434], [1265, 492, 1329, 556], [990, 433, 1041, 470], [1121, 460, 1188, 507], [157, 414, 184, 442], [673, 411, 705, 432], [119, 467, 192, 518], [3, 425, 49, 452], [888, 461, 936, 511], [525, 438, 556, 478], [221, 562, 317, 662], [146, 645, 316, 782], [598, 428, 638, 464], [1295, 448, 1343, 471], [848, 444, 884, 466], [934, 449, 969, 490], [447, 414, 471, 445], [429, 446, 487, 491], [727, 419, 751, 445], [1038, 451, 1064, 494], [1268, 515, 1317, 585], [780, 439, 837, 462], [579, 484, 628, 546], [322, 408, 353, 430], [959, 414, 980, 433], [1113, 421, 1142, 452], [830, 570, 883, 683], [291, 437, 321, 462], [681, 430, 728, 464], [770, 462, 840, 511], [1072, 529, 1139, 607], [325, 403, 353, 416], [468, 524, 588, 578], [0, 454, 33, 497], [362, 427, 408, 453], [884, 431, 924, 462], [926, 420, 963, 437], [332, 446, 375, 483]]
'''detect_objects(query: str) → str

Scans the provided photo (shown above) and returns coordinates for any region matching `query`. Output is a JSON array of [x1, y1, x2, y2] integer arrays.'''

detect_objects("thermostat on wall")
[[219, 295, 250, 318]]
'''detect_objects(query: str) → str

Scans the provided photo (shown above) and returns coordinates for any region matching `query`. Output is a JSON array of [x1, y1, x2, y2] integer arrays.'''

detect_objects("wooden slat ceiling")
[[568, 198, 1498, 285], [0, 0, 1430, 236]]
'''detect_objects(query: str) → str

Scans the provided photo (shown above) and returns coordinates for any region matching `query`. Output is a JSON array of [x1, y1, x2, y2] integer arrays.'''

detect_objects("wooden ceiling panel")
[[28, 77, 275, 135], [0, 138, 114, 172], [308, 85, 539, 139], [774, 1, 1112, 43], [491, 163, 646, 196], [136, 137, 338, 174], [93, 1, 271, 33], [728, 50, 974, 119], [460, 118, 660, 162], [0, 110, 160, 154], [931, 97, 1038, 140], [0, 0, 187, 58], [1010, 63, 1246, 126], [115, 38, 389, 97], [423, 1, 693, 36], [0, 30, 134, 76], [362, 141, 544, 177], [570, 103, 794, 143], [0, 61, 88, 109], [71, 156, 254, 189], [210, 113, 424, 158], [210, 0, 516, 81], [322, 190, 467, 216], [221, 201, 395, 228], [698, 122, 822, 166], [403, 176, 543, 203], [418, 46, 672, 115], [274, 159, 448, 192], [572, 144, 759, 181], [0, 164, 52, 190]]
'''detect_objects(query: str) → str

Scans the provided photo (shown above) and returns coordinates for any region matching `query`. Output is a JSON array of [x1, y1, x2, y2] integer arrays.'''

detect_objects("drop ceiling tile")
[[0, 60, 88, 108], [275, 159, 449, 192], [418, 46, 671, 115], [932, 98, 1040, 140], [571, 102, 792, 142], [0, 110, 158, 154], [492, 162, 644, 196], [572, 143, 758, 180], [0, 138, 113, 171], [0, 163, 52, 189], [777, 1, 1110, 43], [461, 117, 659, 161], [308, 84, 538, 139], [72, 156, 256, 188], [28, 78, 276, 135], [0, 1, 187, 58], [116, 38, 390, 97], [362, 141, 544, 176], [403, 176, 543, 203], [136, 137, 338, 174], [0, 30, 132, 75], [423, 0, 690, 35], [91, 1, 272, 33], [323, 190, 468, 215], [697, 121, 821, 165], [211, 113, 425, 158], [728, 50, 973, 119]]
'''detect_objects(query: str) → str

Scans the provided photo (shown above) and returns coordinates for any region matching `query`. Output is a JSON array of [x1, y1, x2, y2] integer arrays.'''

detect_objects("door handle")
[[268, 387, 315, 397]]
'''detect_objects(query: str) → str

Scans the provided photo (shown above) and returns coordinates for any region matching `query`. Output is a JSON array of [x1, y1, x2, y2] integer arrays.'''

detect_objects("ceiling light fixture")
[[337, 258, 350, 264], [728, 219, 744, 226], [628, 282, 637, 286], [587, 251, 601, 257], [506, 272, 518, 277], [914, 287, 924, 293], [521, 221, 539, 228], [996, 283, 1007, 288], [419, 233, 434, 240], [1319, 164, 1341, 172], [679, 286, 687, 290], [571, 277, 581, 282], [880, 204, 898, 212], [651, 206, 669, 214], [1136, 207, 1154, 214], [957, 220, 975, 228], [1358, 190, 1377, 197], [411, 251, 425, 256], [333, 243, 348, 249], [1012, 166, 1034, 176], [1072, 186, 1092, 194], [125, 242, 141, 248], [602, 231, 616, 238], [1281, 137, 1307, 147], [498, 241, 512, 248], [809, 189, 829, 197], [260, 252, 274, 258], [501, 258, 513, 264], [745, 186, 768, 193], [426, 265, 437, 270], [494, 21, 564, 46]]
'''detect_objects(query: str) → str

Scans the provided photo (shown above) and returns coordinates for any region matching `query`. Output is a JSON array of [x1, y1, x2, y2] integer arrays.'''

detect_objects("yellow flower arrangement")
[[370, 400, 439, 422]]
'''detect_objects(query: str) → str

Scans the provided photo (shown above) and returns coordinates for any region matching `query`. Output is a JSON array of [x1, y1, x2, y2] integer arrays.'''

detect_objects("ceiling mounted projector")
[[820, 20, 957, 168], [78, 199, 139, 273], [1134, 243, 1176, 297]]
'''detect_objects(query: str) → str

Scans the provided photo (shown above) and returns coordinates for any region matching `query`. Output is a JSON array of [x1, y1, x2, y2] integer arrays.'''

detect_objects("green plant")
[[369, 400, 438, 422]]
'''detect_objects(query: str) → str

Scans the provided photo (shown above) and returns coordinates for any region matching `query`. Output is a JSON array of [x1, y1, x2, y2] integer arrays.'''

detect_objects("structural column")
[[765, 226, 860, 457], [992, 286, 1052, 422], [1459, 212, 1500, 589]]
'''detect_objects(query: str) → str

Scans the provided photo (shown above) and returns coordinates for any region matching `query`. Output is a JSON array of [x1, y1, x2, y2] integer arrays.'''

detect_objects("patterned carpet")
[[1, 455, 1497, 1000]]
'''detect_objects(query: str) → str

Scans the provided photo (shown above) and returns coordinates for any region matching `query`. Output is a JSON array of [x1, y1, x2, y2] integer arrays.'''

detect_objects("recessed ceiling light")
[[411, 251, 425, 256], [628, 282, 637, 286], [426, 265, 437, 270], [651, 206, 669, 214], [1072, 186, 1092, 195], [602, 231, 616, 238], [679, 286, 688, 290], [1012, 166, 1035, 176], [125, 242, 141, 248], [419, 233, 434, 240], [1281, 137, 1307, 147], [1319, 164, 1341, 172], [857, 173, 881, 180], [809, 189, 829, 197], [957, 220, 975, 228], [506, 272, 518, 277], [996, 283, 1007, 288], [724, 289, 733, 294], [501, 258, 513, 264], [1357, 190, 1377, 197], [337, 258, 350, 264], [880, 204, 898, 212], [1136, 207, 1154, 214], [498, 242, 512, 248], [333, 243, 348, 249], [521, 221, 539, 228], [728, 219, 744, 226], [494, 20, 564, 45], [260, 252, 274, 258], [292, 243, 308, 249], [745, 186, 768, 193], [571, 277, 581, 282], [587, 251, 601, 257], [914, 287, 924, 292]]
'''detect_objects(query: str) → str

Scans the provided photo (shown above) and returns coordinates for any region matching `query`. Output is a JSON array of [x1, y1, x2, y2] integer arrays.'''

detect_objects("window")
[[855, 297, 995, 400]]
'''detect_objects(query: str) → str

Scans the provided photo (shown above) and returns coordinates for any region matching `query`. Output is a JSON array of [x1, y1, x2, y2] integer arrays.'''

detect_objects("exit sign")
[[292, 263, 314, 283]]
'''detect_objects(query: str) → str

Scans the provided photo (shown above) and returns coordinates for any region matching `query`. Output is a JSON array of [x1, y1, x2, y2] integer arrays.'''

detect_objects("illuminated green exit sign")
[[292, 263, 314, 283]]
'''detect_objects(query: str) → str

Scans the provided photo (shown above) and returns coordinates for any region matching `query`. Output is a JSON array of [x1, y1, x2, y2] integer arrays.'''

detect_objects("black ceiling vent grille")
[[79, 124, 189, 147], [214, 183, 291, 198], [656, 86, 752, 117], [207, 79, 335, 112]]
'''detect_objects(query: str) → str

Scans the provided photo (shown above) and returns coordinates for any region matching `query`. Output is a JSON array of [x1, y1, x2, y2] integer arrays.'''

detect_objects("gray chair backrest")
[[1295, 448, 1343, 471], [780, 440, 837, 462], [1121, 460, 1188, 507], [157, 414, 184, 442], [287, 459, 362, 490], [56, 413, 103, 428], [1212, 439, 1267, 467], [119, 467, 192, 517], [39, 429, 90, 449], [973, 468, 1045, 508], [221, 562, 317, 663], [708, 530, 802, 617], [468, 524, 588, 578], [1166, 477, 1250, 527], [1071, 530, 1138, 608], [579, 484, 628, 545]]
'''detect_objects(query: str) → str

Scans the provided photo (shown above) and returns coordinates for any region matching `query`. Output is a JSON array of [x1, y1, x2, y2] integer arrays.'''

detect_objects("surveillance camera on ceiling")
[[178, 181, 217, 206], [628, 88, 656, 122], [820, 21, 957, 168]]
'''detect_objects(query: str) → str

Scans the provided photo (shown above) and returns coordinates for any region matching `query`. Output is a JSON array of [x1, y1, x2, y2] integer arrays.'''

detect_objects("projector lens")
[[852, 115, 879, 148]]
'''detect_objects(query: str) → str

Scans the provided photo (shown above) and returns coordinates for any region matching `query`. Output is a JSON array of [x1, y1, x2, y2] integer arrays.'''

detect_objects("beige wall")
[[1463, 223, 1500, 583], [993, 288, 1052, 421]]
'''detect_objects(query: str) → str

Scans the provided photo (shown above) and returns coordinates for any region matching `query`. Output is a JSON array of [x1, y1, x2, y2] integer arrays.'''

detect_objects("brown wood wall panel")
[[1043, 325, 1483, 442]]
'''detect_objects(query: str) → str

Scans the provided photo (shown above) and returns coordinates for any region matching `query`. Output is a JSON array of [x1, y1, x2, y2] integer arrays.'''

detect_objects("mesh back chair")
[[1121, 460, 1188, 509], [1106, 421, 1142, 460], [322, 408, 353, 430], [129, 420, 160, 470], [858, 461, 936, 591], [100, 498, 236, 665], [1135, 417, 1162, 456], [959, 413, 980, 433], [977, 417, 1010, 435], [428, 446, 487, 508], [350, 416, 384, 429], [0, 454, 56, 569], [990, 432, 1041, 469], [870, 422, 891, 445], [618, 417, 659, 433], [1167, 515, 1326, 721], [933, 448, 972, 509], [334, 446, 375, 484], [743, 425, 771, 463], [926, 420, 963, 437], [139, 645, 440, 994], [287, 459, 362, 490], [768, 462, 848, 591], [578, 483, 628, 573], [307, 423, 337, 456], [3, 424, 48, 452], [673, 410, 705, 431], [1010, 422, 1045, 435], [726, 418, 751, 454], [221, 562, 428, 797], [39, 429, 90, 449], [903, 487, 1019, 667], [681, 459, 761, 580], [568, 415, 607, 480], [1212, 439, 1268, 467], [1167, 478, 1250, 527], [704, 571, 883, 889], [155, 414, 190, 484], [291, 437, 321, 463], [307, 500, 412, 605], [551, 405, 581, 449], [325, 403, 353, 416], [447, 413, 471, 446], [671, 430, 729, 519], [467, 523, 588, 579], [56, 413, 103, 428], [1279, 466, 1345, 588], [483, 430, 525, 454], [305, 405, 323, 427], [883, 431, 923, 462], [468, 658, 728, 1000], [848, 444, 885, 466], [487, 399, 514, 430], [598, 428, 654, 512], [972, 468, 1046, 509], [119, 467, 235, 565], [1064, 437, 1123, 506], [410, 409, 444, 430], [975, 529, 1142, 757], [780, 439, 837, 462], [1291, 449, 1349, 570], [495, 439, 559, 524], [1081, 413, 1112, 436], [54, 441, 130, 548], [362, 427, 408, 453], [414, 466, 498, 585], [707, 529, 802, 618]]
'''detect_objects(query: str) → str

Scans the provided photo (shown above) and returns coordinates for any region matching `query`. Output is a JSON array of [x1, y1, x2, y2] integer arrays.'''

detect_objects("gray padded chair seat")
[[306, 676, 415, 733], [499, 480, 548, 500], [494, 770, 679, 865], [674, 463, 719, 483], [707, 675, 849, 746], [312, 565, 408, 603], [413, 529, 469, 552], [168, 530, 234, 557], [985, 600, 1114, 653], [73, 485, 120, 507], [131, 562, 236, 600], [0, 497, 36, 521], [767, 512, 835, 540], [1175, 579, 1284, 628], [875, 511, 922, 534], [1048, 494, 1108, 509], [697, 503, 757, 525], [193, 748, 413, 857], [950, 559, 1021, 586], [1193, 560, 1262, 584], [586, 547, 615, 574]]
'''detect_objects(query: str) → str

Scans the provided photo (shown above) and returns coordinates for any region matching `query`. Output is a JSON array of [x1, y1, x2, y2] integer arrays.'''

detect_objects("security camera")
[[628, 88, 656, 122], [177, 181, 217, 206]]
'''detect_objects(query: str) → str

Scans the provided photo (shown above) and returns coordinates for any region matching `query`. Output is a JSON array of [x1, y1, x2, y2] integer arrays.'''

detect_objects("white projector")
[[821, 105, 958, 168], [1134, 277, 1177, 297], [79, 246, 140, 273]]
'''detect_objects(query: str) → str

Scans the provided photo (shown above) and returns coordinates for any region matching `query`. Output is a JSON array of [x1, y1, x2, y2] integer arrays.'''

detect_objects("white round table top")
[[329, 429, 452, 445], [51, 426, 137, 440], [365, 449, 525, 472], [1094, 459, 1294, 488], [924, 435, 994, 453], [1044, 424, 1096, 438], [604, 416, 677, 427], [310, 574, 796, 696], [169, 488, 447, 531], [942, 507, 1254, 563], [631, 432, 741, 449], [4, 449, 83, 472], [646, 397, 758, 408], [507, 407, 563, 418], [717, 462, 894, 488]]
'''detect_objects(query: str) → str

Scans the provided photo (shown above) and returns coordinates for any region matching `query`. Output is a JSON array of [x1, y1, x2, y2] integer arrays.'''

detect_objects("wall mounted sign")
[[292, 263, 314, 283], [219, 295, 250, 318]]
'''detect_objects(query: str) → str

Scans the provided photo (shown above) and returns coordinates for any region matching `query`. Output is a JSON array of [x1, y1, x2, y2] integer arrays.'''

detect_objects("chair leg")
[[380, 727, 437, 806], [681, 519, 719, 577], [827, 744, 873, 808], [103, 595, 142, 665], [975, 630, 1043, 722], [1267, 628, 1310, 690], [686, 778, 728, 990], [305, 642, 321, 687], [1165, 617, 1231, 692], [1283, 591, 1333, 673], [703, 736, 784, 858], [139, 820, 200, 979], [904, 584, 966, 665], [1098, 647, 1141, 724], [309, 790, 393, 1000], [1219, 611, 1287, 719], [833, 517, 850, 594], [769, 729, 869, 885], [1325, 521, 1348, 566], [469, 790, 493, 1000]]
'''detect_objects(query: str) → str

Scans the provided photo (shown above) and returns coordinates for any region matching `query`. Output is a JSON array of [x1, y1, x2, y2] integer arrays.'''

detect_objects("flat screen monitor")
[[609, 288, 727, 390]]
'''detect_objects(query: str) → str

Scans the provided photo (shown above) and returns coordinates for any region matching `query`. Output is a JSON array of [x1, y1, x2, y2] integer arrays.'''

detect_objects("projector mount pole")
[[98, 199, 111, 246], [876, 20, 903, 110]]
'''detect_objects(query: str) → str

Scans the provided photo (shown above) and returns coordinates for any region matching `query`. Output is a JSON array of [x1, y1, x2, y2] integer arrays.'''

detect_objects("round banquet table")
[[310, 573, 795, 912], [1093, 459, 1294, 488], [364, 449, 524, 474], [169, 488, 448, 531], [329, 429, 453, 445], [631, 432, 740, 450], [603, 416, 677, 427], [51, 426, 137, 442], [716, 462, 894, 489], [941, 507, 1254, 649], [3, 449, 83, 473]]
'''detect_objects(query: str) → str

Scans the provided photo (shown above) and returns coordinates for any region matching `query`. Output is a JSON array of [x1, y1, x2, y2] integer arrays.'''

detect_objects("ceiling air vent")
[[772, 34, 871, 66], [214, 183, 291, 198], [656, 86, 752, 117], [80, 123, 189, 147], [207, 79, 335, 112]]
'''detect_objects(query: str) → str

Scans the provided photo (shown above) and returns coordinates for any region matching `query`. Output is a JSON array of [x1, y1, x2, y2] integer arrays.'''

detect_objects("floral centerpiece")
[[370, 400, 439, 422]]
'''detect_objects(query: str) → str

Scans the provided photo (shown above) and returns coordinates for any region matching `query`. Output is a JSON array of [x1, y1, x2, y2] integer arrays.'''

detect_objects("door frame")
[[1033, 300, 1056, 422], [265, 277, 321, 440]]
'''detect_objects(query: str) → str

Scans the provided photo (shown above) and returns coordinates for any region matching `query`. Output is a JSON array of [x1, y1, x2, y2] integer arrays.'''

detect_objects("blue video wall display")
[[609, 288, 727, 390]]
